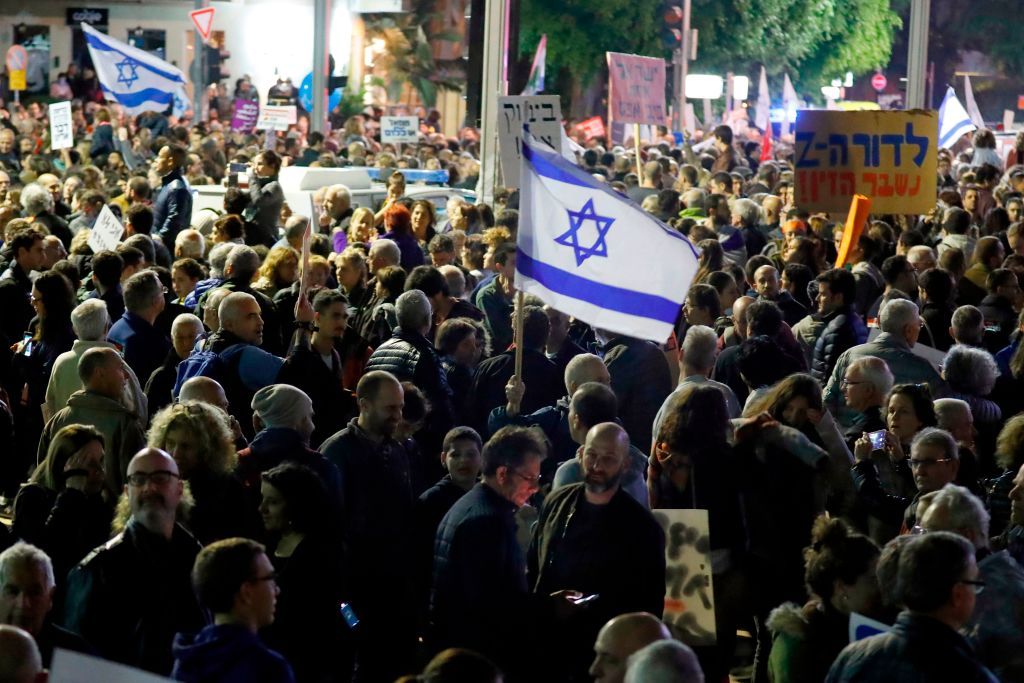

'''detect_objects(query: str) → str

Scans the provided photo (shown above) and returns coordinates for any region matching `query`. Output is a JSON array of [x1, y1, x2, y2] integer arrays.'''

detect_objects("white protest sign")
[[52, 649, 172, 682], [497, 94, 562, 188], [256, 105, 296, 131], [654, 508, 717, 646], [49, 101, 74, 150], [381, 116, 419, 144], [87, 204, 124, 253], [849, 612, 891, 642]]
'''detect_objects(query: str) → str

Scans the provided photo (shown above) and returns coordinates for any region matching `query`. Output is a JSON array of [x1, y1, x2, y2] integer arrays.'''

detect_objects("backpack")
[[172, 343, 247, 398]]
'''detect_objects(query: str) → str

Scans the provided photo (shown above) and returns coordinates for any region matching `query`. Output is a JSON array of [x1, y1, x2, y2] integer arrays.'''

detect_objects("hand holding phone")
[[868, 430, 887, 451]]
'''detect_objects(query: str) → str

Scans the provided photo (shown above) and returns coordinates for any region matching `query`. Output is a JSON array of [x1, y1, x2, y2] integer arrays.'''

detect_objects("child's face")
[[442, 438, 482, 487]]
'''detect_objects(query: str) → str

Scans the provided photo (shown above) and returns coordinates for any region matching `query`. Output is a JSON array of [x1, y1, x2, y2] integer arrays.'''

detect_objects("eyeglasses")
[[127, 470, 180, 487], [958, 578, 986, 594], [512, 469, 540, 486], [908, 457, 953, 469], [840, 378, 866, 388]]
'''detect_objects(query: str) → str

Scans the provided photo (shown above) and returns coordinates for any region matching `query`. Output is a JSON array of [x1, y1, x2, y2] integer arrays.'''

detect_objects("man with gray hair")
[[935, 397, 977, 454], [825, 298, 944, 427], [320, 184, 353, 232], [20, 181, 71, 249], [107, 269, 170, 384], [44, 299, 147, 423], [184, 242, 235, 308], [731, 197, 767, 258], [653, 325, 740, 446], [145, 313, 205, 415], [278, 214, 310, 251], [173, 228, 206, 261], [624, 639, 704, 683], [951, 305, 986, 347], [368, 237, 402, 277], [839, 356, 893, 448], [920, 484, 1024, 682], [0, 543, 90, 667], [366, 289, 454, 447], [203, 245, 283, 353], [439, 264, 466, 299]]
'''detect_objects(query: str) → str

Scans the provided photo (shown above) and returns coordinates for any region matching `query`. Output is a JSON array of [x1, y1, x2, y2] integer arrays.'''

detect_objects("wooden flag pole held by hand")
[[513, 290, 525, 382]]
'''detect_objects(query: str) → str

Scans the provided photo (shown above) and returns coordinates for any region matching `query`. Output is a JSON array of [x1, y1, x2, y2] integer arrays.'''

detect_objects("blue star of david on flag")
[[554, 198, 615, 266], [116, 57, 139, 88]]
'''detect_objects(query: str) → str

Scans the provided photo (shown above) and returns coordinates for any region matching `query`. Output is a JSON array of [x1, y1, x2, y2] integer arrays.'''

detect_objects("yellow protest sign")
[[794, 110, 938, 214], [8, 70, 25, 91]]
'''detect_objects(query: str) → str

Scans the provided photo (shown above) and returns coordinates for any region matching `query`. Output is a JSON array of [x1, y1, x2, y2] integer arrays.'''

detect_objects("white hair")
[[369, 238, 401, 266], [625, 640, 704, 683], [848, 356, 894, 397], [327, 184, 351, 207], [924, 483, 990, 546], [395, 289, 432, 332], [950, 306, 985, 346], [171, 312, 204, 337], [284, 214, 310, 241], [911, 427, 959, 462], [70, 299, 111, 341], [879, 298, 919, 335], [907, 245, 937, 266], [943, 344, 999, 396], [174, 229, 206, 260], [681, 188, 706, 212], [438, 264, 465, 298], [682, 324, 719, 373], [732, 197, 762, 227], [208, 242, 236, 279], [20, 183, 52, 215], [0, 542, 55, 590], [934, 397, 972, 433]]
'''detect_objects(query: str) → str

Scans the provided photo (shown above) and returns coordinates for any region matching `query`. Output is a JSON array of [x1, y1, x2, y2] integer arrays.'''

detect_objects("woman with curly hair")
[[252, 245, 299, 299], [986, 415, 1024, 538], [147, 401, 258, 544], [766, 516, 881, 683], [380, 203, 425, 271]]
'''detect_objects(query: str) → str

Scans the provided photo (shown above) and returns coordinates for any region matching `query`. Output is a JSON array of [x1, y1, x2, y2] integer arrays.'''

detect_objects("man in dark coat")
[[0, 225, 45, 349], [62, 449, 207, 675], [599, 331, 672, 455], [152, 145, 193, 247], [107, 270, 171, 387], [978, 268, 1020, 353], [811, 268, 869, 384]]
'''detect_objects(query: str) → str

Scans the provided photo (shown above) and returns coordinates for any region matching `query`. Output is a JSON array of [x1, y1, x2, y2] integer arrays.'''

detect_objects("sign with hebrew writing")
[[654, 508, 716, 646], [497, 95, 562, 188], [49, 101, 74, 150], [794, 110, 937, 214], [607, 52, 667, 127]]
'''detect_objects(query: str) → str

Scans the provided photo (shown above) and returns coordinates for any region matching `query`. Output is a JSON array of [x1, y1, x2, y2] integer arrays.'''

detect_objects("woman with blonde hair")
[[147, 401, 257, 544], [253, 245, 299, 299], [347, 206, 376, 245]]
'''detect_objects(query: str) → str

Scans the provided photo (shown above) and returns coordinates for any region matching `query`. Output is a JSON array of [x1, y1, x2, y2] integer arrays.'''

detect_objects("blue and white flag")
[[82, 23, 187, 115], [938, 86, 976, 150], [516, 132, 700, 342]]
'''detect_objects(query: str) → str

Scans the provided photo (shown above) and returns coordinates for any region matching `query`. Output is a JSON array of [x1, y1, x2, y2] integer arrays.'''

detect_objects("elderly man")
[[920, 485, 1024, 681], [320, 184, 353, 233], [840, 356, 893, 448], [152, 144, 193, 245], [731, 197, 767, 258], [951, 305, 987, 347], [39, 347, 145, 492], [199, 245, 283, 354], [825, 299, 945, 427], [590, 612, 672, 683], [754, 264, 807, 327], [853, 427, 961, 535], [625, 640, 705, 683], [935, 397, 978, 459], [64, 448, 207, 675], [145, 313, 205, 415], [20, 182, 71, 249], [185, 242, 235, 309], [45, 299, 147, 423], [0, 543, 91, 667], [107, 270, 171, 386], [174, 229, 206, 262], [530, 422, 666, 680], [907, 244, 939, 274]]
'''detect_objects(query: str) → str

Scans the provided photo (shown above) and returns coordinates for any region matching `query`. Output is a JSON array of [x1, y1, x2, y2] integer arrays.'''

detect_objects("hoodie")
[[172, 623, 295, 683]]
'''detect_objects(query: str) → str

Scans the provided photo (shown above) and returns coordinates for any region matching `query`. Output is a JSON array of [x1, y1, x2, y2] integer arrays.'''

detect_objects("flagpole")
[[634, 124, 642, 178], [513, 290, 525, 382]]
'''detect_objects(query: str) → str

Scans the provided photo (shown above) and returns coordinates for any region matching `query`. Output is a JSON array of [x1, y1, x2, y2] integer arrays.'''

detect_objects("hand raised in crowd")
[[853, 434, 873, 462], [504, 376, 526, 417], [733, 411, 779, 444], [294, 291, 315, 324]]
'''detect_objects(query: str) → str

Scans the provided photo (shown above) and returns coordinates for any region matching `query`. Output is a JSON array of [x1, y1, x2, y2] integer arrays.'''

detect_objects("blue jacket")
[[811, 305, 869, 384], [172, 624, 294, 683], [107, 310, 171, 385], [153, 170, 193, 244]]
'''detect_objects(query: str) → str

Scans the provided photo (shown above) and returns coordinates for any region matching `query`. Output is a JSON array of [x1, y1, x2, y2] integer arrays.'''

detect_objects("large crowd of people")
[[0, 92, 1022, 683]]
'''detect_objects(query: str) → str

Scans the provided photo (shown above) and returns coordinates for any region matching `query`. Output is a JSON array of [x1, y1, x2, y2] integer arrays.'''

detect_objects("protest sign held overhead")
[[380, 116, 419, 144], [607, 52, 666, 127], [49, 101, 74, 149], [88, 205, 125, 253], [794, 110, 937, 214], [496, 95, 562, 188]]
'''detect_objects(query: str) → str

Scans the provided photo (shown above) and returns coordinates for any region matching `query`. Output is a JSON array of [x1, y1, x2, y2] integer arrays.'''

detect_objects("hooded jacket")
[[172, 623, 294, 683]]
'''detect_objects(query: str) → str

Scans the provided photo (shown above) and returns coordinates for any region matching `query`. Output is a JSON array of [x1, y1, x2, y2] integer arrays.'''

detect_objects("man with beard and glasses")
[[528, 422, 666, 681], [62, 448, 207, 675]]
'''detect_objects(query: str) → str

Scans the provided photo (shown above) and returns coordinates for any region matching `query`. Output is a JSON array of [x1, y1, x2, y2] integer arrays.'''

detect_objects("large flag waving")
[[963, 74, 985, 128], [522, 35, 547, 96], [82, 23, 187, 115], [781, 73, 798, 137], [516, 132, 700, 342], [755, 66, 770, 131], [938, 86, 976, 149]]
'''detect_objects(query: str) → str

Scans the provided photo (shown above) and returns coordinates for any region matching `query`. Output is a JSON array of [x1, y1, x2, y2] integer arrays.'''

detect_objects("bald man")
[[63, 449, 207, 675], [590, 612, 672, 683], [528, 423, 666, 680], [0, 625, 44, 683], [178, 376, 243, 444]]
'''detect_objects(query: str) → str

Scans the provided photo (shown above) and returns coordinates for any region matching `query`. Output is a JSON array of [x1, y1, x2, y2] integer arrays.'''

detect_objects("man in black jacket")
[[979, 268, 1020, 353], [528, 422, 666, 680], [0, 225, 45, 349], [811, 268, 869, 384], [62, 448, 207, 675], [598, 330, 672, 455]]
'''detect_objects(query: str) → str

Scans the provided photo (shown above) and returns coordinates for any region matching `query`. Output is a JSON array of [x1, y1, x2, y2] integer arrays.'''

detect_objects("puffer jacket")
[[811, 305, 869, 384], [767, 600, 852, 683], [365, 326, 454, 432]]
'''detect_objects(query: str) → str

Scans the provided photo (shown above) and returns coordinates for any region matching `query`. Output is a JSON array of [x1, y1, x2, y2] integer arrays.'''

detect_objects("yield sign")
[[190, 7, 215, 41]]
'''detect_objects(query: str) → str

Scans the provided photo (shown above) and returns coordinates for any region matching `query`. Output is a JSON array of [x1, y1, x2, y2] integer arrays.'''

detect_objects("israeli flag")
[[516, 132, 700, 342], [82, 23, 186, 115], [938, 86, 976, 150]]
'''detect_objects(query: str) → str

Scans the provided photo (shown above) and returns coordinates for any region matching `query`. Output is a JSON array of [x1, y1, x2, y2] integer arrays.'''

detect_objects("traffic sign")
[[871, 73, 887, 92], [5, 45, 28, 72], [8, 70, 25, 91], [189, 7, 215, 41]]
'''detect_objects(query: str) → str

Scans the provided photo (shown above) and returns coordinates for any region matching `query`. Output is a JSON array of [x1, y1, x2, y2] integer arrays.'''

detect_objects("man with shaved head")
[[529, 422, 666, 680], [63, 448, 207, 675], [0, 625, 45, 683], [590, 612, 672, 683]]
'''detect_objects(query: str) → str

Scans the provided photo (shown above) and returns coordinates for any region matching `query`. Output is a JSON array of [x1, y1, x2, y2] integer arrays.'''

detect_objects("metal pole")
[[678, 0, 691, 130], [312, 0, 331, 133], [192, 0, 207, 120], [906, 0, 930, 109], [478, 0, 508, 205]]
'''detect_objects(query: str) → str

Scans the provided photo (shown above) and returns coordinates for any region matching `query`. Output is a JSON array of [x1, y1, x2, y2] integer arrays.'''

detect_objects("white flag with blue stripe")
[[82, 23, 186, 115], [938, 86, 976, 150], [516, 132, 700, 342]]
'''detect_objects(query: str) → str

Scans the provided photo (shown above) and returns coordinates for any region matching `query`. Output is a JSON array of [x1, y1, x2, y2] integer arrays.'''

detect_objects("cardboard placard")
[[231, 98, 260, 133], [794, 110, 938, 213], [607, 52, 667, 126], [256, 105, 296, 131], [654, 508, 717, 646], [49, 101, 74, 150], [578, 116, 606, 140], [87, 204, 125, 253], [496, 94, 562, 188], [381, 116, 419, 144]]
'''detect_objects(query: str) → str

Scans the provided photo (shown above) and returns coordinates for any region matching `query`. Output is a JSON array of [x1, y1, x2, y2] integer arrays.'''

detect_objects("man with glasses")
[[431, 425, 577, 678], [826, 531, 997, 682], [529, 422, 665, 680], [853, 427, 961, 535], [840, 356, 893, 450], [919, 484, 1024, 680], [171, 538, 294, 682], [63, 448, 206, 675]]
